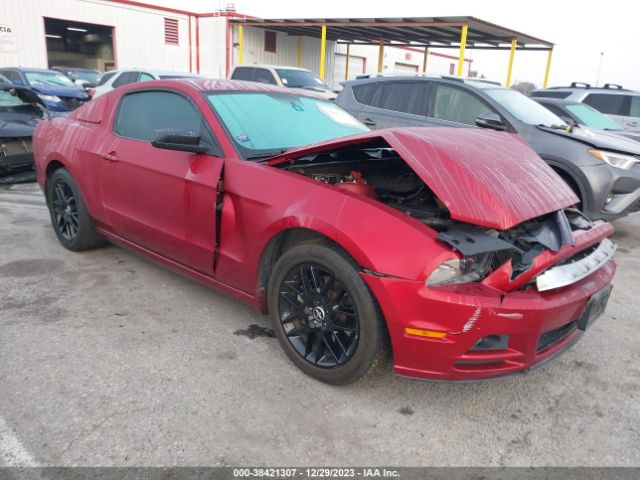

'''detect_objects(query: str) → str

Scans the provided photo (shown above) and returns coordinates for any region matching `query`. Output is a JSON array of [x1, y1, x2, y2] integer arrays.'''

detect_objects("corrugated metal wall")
[[229, 26, 336, 86], [0, 0, 192, 72]]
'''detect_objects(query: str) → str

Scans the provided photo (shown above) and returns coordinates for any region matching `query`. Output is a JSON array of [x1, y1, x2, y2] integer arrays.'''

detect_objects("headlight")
[[38, 94, 61, 103], [426, 253, 494, 286], [589, 149, 639, 170]]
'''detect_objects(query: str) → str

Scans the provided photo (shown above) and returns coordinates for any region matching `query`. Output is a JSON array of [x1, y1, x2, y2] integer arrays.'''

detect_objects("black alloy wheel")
[[51, 180, 79, 241], [268, 243, 388, 384], [278, 262, 360, 368], [46, 168, 106, 251]]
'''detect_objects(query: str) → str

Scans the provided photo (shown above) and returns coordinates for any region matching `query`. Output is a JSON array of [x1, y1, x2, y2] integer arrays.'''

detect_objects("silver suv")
[[531, 83, 640, 130]]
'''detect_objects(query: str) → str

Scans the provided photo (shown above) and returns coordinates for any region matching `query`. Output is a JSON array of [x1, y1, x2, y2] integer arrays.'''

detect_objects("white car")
[[94, 69, 199, 97], [230, 64, 337, 100]]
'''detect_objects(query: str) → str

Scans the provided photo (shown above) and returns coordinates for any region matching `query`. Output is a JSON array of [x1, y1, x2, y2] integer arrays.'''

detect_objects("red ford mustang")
[[33, 79, 616, 384]]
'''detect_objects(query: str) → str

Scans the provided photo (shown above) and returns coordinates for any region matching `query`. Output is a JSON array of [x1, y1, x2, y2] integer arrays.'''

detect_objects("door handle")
[[99, 151, 119, 162], [362, 118, 377, 126]]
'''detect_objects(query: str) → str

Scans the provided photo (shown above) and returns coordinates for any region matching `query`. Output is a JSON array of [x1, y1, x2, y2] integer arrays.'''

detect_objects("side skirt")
[[96, 227, 258, 309]]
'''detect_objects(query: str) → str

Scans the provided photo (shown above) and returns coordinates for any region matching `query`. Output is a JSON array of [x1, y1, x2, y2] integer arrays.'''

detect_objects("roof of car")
[[233, 64, 313, 72], [533, 97, 582, 106], [344, 74, 504, 90], [533, 83, 639, 94], [104, 68, 198, 76], [1, 67, 59, 73]]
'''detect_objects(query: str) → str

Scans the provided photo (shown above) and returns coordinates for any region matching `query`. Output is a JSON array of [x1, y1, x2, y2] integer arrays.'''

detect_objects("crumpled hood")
[[30, 83, 89, 100], [0, 110, 41, 137], [269, 127, 578, 230]]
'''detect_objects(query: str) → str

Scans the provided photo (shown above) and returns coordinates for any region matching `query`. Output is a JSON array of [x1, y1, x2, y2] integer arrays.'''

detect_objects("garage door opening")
[[44, 17, 115, 76]]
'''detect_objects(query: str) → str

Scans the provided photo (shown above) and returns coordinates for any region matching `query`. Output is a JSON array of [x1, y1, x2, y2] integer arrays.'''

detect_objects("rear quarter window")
[[98, 71, 116, 86], [231, 67, 254, 81], [351, 83, 381, 105], [583, 93, 628, 115]]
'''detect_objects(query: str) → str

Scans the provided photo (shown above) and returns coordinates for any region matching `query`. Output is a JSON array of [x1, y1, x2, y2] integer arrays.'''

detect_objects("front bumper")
[[580, 163, 640, 220], [363, 259, 615, 382]]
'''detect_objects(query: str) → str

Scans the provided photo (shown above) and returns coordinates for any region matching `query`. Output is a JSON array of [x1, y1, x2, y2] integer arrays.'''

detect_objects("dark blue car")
[[0, 67, 90, 112]]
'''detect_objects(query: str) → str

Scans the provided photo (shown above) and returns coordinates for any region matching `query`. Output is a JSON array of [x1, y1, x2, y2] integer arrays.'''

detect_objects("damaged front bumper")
[[362, 220, 616, 381]]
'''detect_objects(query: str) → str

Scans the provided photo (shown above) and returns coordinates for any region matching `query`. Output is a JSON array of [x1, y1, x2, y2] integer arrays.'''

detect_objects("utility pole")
[[595, 51, 604, 87]]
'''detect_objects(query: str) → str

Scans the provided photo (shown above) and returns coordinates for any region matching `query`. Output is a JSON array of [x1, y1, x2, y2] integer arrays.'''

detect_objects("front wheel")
[[46, 168, 106, 251], [268, 243, 388, 384]]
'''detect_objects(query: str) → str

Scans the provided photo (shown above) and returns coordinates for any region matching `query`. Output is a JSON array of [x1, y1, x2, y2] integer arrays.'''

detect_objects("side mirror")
[[151, 129, 209, 154], [475, 113, 505, 131]]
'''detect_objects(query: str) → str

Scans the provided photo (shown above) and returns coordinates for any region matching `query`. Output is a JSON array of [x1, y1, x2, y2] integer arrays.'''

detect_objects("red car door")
[[98, 89, 223, 275]]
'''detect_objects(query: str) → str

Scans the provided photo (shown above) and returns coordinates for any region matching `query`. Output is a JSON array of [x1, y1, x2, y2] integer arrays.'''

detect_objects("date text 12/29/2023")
[[232, 468, 400, 478]]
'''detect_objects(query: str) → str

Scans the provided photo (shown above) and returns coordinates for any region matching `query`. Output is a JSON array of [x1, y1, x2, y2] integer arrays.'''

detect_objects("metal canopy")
[[228, 16, 554, 50]]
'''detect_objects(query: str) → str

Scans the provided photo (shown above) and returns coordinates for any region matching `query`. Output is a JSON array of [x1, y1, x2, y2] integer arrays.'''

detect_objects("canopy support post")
[[345, 43, 350, 80], [543, 48, 553, 88], [505, 38, 517, 87], [319, 24, 327, 80], [422, 47, 429, 73], [456, 24, 468, 76], [297, 36, 302, 67], [377, 38, 384, 73]]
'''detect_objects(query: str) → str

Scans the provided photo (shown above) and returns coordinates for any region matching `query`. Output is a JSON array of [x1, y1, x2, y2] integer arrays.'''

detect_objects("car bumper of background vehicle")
[[580, 163, 640, 220], [362, 259, 615, 381]]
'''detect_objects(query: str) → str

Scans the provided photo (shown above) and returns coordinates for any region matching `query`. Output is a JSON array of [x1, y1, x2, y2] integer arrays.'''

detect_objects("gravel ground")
[[0, 182, 638, 467]]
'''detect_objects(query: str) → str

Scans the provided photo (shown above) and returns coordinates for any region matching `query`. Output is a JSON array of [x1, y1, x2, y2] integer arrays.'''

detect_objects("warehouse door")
[[394, 62, 419, 74], [334, 53, 365, 85], [44, 18, 115, 80]]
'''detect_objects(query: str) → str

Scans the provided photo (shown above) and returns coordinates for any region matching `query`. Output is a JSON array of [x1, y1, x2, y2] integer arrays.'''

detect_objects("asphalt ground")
[[0, 182, 638, 467]]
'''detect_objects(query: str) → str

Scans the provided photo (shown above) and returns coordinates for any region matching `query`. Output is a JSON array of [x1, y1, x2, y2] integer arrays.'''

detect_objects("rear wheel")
[[46, 168, 106, 251], [268, 243, 388, 384]]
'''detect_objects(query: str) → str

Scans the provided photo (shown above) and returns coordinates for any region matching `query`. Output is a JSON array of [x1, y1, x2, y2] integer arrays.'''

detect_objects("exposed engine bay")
[[277, 146, 597, 282]]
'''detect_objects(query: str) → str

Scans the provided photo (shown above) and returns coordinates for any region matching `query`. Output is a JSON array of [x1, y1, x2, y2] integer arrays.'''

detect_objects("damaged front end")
[[268, 128, 616, 380]]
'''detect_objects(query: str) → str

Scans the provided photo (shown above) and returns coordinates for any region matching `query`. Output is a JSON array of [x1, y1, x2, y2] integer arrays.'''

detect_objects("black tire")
[[46, 168, 106, 251], [268, 243, 388, 385]]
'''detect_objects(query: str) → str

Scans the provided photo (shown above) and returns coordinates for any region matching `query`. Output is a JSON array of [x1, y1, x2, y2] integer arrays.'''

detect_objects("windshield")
[[25, 71, 76, 88], [69, 70, 101, 84], [485, 88, 566, 126], [275, 69, 329, 90], [566, 103, 623, 130], [0, 89, 29, 108], [207, 92, 368, 158]]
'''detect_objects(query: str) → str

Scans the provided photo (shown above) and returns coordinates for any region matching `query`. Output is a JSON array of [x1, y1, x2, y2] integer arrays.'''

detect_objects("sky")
[[150, 0, 640, 90]]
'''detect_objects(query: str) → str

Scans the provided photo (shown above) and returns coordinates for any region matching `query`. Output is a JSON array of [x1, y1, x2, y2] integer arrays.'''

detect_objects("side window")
[[430, 84, 494, 125], [139, 72, 154, 82], [231, 67, 254, 81], [371, 82, 428, 116], [352, 83, 381, 105], [112, 72, 140, 88], [4, 70, 23, 84], [114, 91, 204, 142], [628, 96, 640, 117], [583, 93, 628, 115], [98, 71, 116, 86], [254, 68, 276, 85]]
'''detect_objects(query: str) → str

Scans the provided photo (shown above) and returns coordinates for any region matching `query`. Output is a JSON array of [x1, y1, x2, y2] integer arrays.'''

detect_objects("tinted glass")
[[2, 71, 21, 82], [371, 82, 428, 116], [566, 103, 622, 130], [530, 91, 571, 99], [0, 89, 29, 107], [139, 72, 154, 82], [231, 67, 254, 81], [432, 84, 493, 125], [485, 88, 565, 126], [583, 93, 628, 115], [112, 72, 139, 88], [115, 91, 203, 141], [352, 83, 380, 105], [207, 92, 368, 157], [629, 96, 640, 117], [254, 69, 277, 85], [98, 71, 116, 86], [69, 70, 101, 83]]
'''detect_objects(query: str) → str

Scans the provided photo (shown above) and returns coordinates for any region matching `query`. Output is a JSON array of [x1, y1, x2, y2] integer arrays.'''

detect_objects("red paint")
[[32, 79, 615, 381]]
